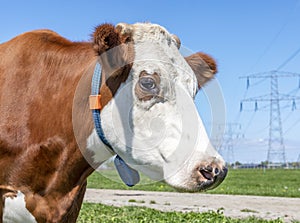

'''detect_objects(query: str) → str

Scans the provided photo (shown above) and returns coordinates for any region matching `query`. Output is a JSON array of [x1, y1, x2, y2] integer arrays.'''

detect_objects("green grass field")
[[87, 168, 300, 197], [77, 168, 300, 223], [77, 203, 288, 223]]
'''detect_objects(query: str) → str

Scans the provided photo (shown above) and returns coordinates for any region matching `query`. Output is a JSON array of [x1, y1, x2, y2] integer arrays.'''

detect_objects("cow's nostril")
[[214, 168, 219, 175]]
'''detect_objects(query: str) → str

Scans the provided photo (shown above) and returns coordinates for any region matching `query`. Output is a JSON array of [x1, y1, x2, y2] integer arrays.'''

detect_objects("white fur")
[[3, 191, 37, 223], [100, 23, 224, 189]]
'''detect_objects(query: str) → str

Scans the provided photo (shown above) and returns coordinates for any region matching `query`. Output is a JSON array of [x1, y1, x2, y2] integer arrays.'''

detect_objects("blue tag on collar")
[[114, 155, 140, 187]]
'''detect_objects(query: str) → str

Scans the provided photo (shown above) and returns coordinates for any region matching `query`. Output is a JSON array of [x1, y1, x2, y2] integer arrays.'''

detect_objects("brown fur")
[[0, 24, 132, 223], [185, 52, 217, 88]]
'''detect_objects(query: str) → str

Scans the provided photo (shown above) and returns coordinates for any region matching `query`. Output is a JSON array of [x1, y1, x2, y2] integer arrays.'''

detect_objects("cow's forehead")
[[118, 22, 176, 45], [122, 23, 197, 97]]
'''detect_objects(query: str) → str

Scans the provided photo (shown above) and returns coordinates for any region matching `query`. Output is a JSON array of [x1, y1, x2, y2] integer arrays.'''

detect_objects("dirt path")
[[84, 189, 300, 222]]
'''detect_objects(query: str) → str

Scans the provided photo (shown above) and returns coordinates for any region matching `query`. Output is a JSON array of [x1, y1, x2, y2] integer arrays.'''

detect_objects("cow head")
[[88, 23, 227, 192]]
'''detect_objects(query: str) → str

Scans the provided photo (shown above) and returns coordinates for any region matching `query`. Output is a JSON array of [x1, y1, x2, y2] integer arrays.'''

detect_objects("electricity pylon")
[[212, 123, 241, 166], [240, 71, 300, 167]]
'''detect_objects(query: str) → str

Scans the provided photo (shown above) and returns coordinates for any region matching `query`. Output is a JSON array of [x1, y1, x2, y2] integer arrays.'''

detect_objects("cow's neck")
[[27, 58, 123, 222], [0, 30, 134, 222], [1, 60, 116, 223]]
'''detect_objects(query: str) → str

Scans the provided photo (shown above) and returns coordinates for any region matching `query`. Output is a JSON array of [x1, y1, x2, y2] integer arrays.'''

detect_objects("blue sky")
[[1, 1, 299, 163]]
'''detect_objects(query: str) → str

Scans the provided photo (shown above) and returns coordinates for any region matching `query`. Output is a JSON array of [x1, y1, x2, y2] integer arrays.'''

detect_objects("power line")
[[277, 47, 300, 71], [248, 0, 300, 73], [241, 112, 256, 135], [284, 115, 300, 134]]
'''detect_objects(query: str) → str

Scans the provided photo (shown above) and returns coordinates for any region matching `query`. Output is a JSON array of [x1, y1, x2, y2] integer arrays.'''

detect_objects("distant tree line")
[[226, 161, 300, 169]]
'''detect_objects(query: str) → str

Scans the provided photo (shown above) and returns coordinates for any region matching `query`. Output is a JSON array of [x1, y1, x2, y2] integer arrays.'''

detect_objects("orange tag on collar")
[[89, 95, 102, 110]]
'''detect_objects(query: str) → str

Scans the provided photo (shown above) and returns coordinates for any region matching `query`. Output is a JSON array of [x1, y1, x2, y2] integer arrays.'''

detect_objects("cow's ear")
[[93, 24, 121, 55], [185, 52, 217, 88]]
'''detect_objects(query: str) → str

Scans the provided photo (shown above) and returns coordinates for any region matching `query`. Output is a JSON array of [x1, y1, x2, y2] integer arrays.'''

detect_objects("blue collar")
[[90, 62, 140, 187], [90, 63, 113, 150]]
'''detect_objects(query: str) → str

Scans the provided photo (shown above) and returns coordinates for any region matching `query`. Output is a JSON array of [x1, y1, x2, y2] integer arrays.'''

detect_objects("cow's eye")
[[135, 72, 160, 101], [139, 77, 156, 91]]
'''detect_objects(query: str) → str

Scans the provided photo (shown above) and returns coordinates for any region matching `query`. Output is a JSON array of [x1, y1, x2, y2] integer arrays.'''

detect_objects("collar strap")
[[90, 63, 114, 151], [90, 62, 140, 187]]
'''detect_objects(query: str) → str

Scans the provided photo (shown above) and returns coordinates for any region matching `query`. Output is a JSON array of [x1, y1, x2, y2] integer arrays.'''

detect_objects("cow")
[[0, 22, 227, 223]]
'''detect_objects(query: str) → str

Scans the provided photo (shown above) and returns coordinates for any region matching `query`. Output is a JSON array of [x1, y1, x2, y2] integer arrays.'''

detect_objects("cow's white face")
[[91, 23, 227, 192]]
